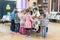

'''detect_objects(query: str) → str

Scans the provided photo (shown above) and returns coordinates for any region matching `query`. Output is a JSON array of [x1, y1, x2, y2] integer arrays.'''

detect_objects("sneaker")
[[33, 30, 36, 32], [28, 35, 32, 38], [42, 35, 46, 38]]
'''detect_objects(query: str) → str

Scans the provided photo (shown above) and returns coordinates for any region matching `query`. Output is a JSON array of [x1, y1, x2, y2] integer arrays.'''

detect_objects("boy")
[[10, 8, 17, 32], [41, 14, 48, 38], [43, 8, 49, 32], [14, 10, 20, 33], [32, 2, 38, 9]]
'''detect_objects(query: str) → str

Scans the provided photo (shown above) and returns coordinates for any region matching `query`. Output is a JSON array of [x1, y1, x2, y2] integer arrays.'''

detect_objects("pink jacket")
[[24, 13, 33, 28]]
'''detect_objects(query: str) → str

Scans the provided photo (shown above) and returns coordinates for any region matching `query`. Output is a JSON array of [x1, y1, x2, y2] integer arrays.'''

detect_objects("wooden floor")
[[0, 22, 60, 40]]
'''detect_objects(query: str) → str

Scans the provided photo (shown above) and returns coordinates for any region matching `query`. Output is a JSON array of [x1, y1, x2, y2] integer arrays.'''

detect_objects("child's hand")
[[32, 16, 35, 19], [36, 16, 40, 19], [40, 16, 43, 19]]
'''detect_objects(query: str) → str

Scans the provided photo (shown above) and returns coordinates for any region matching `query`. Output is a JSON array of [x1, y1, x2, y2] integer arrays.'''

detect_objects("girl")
[[24, 9, 33, 37], [19, 10, 26, 34], [20, 10, 25, 26]]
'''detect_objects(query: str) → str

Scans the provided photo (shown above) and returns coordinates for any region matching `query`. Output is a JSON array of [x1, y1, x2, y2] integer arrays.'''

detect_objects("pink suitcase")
[[19, 26, 25, 34]]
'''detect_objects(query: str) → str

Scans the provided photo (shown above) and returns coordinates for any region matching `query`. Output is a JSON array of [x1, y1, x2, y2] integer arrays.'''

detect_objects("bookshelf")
[[43, 0, 48, 10], [37, 0, 48, 10]]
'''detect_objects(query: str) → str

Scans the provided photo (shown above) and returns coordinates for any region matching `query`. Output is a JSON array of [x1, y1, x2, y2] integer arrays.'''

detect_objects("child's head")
[[28, 7, 31, 10], [41, 14, 46, 19], [21, 10, 25, 14], [33, 2, 37, 6], [26, 9, 30, 13], [42, 8, 47, 13], [33, 8, 38, 12], [14, 10, 19, 14]]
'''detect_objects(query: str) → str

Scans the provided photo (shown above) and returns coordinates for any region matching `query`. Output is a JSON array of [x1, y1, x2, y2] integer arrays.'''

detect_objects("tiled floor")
[[0, 22, 60, 40]]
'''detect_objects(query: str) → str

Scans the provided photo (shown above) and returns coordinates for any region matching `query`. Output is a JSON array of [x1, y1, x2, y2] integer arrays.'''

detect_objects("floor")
[[0, 22, 60, 40]]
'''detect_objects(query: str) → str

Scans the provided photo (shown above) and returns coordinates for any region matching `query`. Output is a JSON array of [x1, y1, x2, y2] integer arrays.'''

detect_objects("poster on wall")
[[6, 4, 11, 10], [5, 0, 16, 1], [17, 0, 28, 11]]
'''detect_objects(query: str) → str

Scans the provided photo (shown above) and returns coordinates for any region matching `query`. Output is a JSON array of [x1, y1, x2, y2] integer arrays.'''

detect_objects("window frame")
[[50, 0, 60, 13]]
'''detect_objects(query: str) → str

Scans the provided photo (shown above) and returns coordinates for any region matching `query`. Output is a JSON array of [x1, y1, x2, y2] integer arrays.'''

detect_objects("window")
[[51, 0, 58, 12], [51, 0, 60, 12], [59, 0, 60, 11]]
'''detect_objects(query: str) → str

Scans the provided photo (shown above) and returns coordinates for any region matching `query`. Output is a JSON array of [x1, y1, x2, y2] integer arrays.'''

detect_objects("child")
[[32, 2, 38, 10], [20, 10, 25, 26], [10, 8, 16, 32], [41, 14, 47, 38], [24, 9, 33, 37], [43, 8, 49, 33], [14, 10, 20, 33], [32, 8, 40, 32], [19, 10, 26, 34]]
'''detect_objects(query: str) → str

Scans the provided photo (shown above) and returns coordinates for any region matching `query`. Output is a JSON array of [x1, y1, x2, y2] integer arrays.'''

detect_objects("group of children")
[[10, 8, 49, 38], [10, 2, 49, 38]]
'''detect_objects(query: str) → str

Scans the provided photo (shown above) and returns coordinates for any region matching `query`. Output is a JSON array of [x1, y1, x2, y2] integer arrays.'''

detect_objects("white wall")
[[16, 0, 28, 11], [28, 0, 37, 7], [16, 0, 37, 10]]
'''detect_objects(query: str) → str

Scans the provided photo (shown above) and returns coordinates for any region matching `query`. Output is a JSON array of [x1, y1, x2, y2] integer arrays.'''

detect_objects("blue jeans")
[[46, 27, 48, 33], [42, 26, 46, 38], [10, 20, 15, 32], [15, 23, 20, 32]]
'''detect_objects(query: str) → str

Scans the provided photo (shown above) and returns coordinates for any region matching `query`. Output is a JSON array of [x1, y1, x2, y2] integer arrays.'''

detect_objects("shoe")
[[42, 35, 46, 38], [28, 35, 32, 38], [33, 30, 36, 32]]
